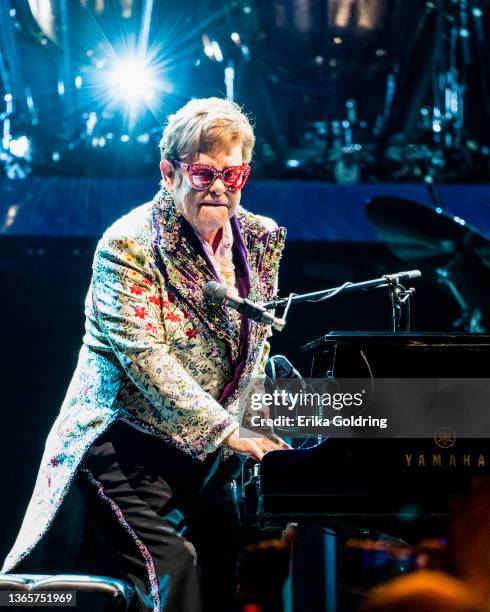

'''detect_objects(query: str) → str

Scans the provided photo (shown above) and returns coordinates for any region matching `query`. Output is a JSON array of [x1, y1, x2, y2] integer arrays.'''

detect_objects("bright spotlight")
[[108, 57, 158, 105], [9, 136, 30, 159]]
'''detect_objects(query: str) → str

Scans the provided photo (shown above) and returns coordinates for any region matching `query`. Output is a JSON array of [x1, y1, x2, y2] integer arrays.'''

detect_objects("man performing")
[[2, 97, 288, 611]]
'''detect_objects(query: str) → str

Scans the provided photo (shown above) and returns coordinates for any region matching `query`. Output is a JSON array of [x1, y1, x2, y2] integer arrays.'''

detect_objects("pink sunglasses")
[[174, 160, 251, 192]]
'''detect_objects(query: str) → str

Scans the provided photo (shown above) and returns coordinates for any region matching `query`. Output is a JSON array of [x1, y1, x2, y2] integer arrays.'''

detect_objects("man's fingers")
[[257, 437, 291, 453], [223, 430, 289, 460], [264, 434, 292, 450], [249, 440, 265, 462], [256, 439, 276, 453]]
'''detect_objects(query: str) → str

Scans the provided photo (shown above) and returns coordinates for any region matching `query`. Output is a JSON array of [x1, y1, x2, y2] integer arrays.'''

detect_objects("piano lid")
[[302, 333, 490, 378], [302, 332, 490, 352]]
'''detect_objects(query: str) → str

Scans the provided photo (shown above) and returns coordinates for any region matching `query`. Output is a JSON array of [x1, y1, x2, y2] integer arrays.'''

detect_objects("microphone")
[[203, 281, 286, 331], [265, 354, 307, 393], [383, 270, 421, 284], [265, 355, 304, 382]]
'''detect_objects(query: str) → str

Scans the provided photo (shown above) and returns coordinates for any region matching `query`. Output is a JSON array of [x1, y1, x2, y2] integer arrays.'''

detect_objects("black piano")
[[243, 333, 490, 531]]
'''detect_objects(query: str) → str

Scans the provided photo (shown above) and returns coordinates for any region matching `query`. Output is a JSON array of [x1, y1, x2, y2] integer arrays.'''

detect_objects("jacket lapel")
[[151, 192, 243, 360], [151, 192, 287, 402], [233, 207, 287, 399]]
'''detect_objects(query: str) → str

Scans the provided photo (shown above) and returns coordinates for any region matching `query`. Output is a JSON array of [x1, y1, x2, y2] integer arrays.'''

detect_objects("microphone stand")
[[262, 271, 419, 332], [385, 276, 415, 332]]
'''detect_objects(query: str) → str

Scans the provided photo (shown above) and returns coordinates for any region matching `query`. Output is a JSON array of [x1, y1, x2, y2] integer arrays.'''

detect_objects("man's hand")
[[223, 430, 291, 461]]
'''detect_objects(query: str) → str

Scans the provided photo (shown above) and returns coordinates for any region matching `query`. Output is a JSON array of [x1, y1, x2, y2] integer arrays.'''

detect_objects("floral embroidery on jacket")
[[1, 197, 286, 577]]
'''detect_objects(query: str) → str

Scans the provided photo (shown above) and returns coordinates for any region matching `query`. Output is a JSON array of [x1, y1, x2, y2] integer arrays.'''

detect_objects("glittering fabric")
[[82, 468, 161, 612], [2, 193, 286, 575]]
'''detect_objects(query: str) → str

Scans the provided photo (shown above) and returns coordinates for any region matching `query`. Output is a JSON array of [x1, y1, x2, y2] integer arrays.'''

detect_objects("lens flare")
[[108, 57, 158, 105]]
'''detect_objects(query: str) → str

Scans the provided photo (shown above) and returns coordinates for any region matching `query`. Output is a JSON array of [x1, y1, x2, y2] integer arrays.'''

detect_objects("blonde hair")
[[159, 97, 255, 163]]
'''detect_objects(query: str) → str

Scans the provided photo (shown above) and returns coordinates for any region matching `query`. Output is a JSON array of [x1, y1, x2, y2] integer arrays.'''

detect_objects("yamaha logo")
[[434, 426, 456, 449]]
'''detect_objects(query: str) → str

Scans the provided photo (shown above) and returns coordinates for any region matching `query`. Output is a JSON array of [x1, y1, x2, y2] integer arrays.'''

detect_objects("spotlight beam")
[[138, 0, 154, 56], [108, 56, 158, 106]]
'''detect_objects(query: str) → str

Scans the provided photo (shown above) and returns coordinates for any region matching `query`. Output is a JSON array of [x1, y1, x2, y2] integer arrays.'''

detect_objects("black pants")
[[75, 419, 243, 612]]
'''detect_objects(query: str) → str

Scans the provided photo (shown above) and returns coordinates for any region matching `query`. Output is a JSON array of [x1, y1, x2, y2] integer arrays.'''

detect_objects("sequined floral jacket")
[[2, 193, 286, 574]]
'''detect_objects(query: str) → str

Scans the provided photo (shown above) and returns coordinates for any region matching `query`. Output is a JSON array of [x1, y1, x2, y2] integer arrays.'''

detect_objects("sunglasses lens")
[[223, 167, 249, 189], [191, 168, 214, 188], [222, 168, 242, 188]]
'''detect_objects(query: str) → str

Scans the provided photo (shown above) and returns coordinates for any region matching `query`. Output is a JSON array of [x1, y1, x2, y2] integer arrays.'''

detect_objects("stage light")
[[108, 56, 157, 105], [9, 136, 30, 159], [4, 94, 13, 115], [211, 42, 223, 63], [225, 64, 235, 100], [86, 112, 97, 135], [201, 35, 224, 62], [329, 0, 386, 30], [2, 204, 18, 230]]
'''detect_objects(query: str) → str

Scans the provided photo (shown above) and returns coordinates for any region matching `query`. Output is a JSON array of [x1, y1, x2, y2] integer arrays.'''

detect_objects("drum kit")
[[0, 0, 487, 181], [283, 0, 490, 330], [366, 196, 490, 332], [283, 0, 490, 184]]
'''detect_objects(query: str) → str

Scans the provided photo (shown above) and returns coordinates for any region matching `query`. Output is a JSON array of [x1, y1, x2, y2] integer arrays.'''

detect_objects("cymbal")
[[365, 196, 490, 268]]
